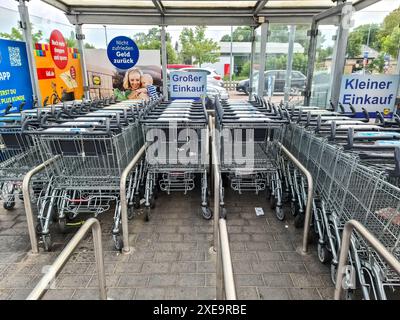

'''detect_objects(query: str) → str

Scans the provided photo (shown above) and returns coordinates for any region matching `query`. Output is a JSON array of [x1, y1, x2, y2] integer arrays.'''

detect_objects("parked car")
[[179, 67, 224, 87], [204, 84, 229, 109], [236, 70, 307, 95]]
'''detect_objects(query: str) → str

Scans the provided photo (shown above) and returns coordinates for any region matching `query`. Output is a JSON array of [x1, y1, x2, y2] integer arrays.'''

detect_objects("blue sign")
[[107, 36, 139, 70], [339, 75, 400, 118], [170, 71, 207, 100], [363, 51, 369, 59], [0, 39, 33, 114]]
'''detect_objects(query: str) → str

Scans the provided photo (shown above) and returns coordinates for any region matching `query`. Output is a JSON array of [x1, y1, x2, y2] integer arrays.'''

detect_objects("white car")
[[180, 67, 224, 87], [207, 84, 229, 100]]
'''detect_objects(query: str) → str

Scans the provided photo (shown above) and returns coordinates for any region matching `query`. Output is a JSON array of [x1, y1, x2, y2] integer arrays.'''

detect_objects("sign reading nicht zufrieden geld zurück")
[[0, 38, 33, 114], [339, 75, 400, 117], [107, 36, 139, 70], [170, 71, 207, 99]]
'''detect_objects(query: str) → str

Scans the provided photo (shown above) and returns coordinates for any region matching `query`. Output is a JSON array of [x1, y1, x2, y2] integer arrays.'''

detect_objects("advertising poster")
[[0, 38, 33, 114], [169, 71, 207, 100], [84, 36, 161, 101], [339, 74, 400, 117], [34, 29, 83, 106]]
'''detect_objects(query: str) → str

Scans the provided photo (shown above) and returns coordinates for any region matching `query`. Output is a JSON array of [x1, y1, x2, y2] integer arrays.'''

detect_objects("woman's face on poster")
[[128, 71, 141, 90]]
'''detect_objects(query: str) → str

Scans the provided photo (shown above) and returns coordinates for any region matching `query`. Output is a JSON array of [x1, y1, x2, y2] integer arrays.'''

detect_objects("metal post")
[[334, 220, 400, 300], [304, 20, 318, 106], [120, 144, 147, 254], [22, 155, 60, 254], [284, 25, 296, 104], [27, 218, 107, 300], [249, 26, 256, 100], [229, 26, 233, 83], [103, 25, 108, 47], [330, 3, 352, 110], [75, 24, 90, 100], [257, 22, 269, 97], [17, 0, 42, 106], [277, 143, 313, 254], [161, 25, 169, 101]]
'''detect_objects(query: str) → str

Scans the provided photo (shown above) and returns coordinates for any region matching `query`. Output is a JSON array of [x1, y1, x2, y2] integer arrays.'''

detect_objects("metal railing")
[[27, 218, 106, 300], [277, 142, 314, 254], [334, 219, 400, 300], [22, 155, 61, 254], [211, 116, 236, 300], [120, 144, 147, 254]]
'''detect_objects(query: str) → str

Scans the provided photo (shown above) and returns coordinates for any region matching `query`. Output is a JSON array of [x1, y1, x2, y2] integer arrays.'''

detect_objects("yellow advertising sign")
[[34, 30, 83, 106]]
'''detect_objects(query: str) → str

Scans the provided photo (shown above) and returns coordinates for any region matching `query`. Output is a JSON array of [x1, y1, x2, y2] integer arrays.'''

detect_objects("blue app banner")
[[107, 36, 139, 70], [170, 71, 207, 100], [0, 39, 33, 114]]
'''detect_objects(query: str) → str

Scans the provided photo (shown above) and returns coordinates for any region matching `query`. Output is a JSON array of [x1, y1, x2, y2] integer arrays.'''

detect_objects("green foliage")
[[179, 26, 220, 67], [133, 27, 178, 63], [0, 25, 43, 45], [381, 26, 400, 58], [347, 30, 363, 57], [221, 26, 252, 42], [367, 53, 385, 73], [239, 61, 251, 77]]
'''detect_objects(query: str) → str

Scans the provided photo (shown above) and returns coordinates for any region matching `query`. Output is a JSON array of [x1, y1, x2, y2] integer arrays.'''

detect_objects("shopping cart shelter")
[[0, 0, 399, 302]]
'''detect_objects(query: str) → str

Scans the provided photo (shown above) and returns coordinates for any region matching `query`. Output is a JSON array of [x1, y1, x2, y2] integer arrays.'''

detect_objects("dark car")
[[236, 70, 307, 95]]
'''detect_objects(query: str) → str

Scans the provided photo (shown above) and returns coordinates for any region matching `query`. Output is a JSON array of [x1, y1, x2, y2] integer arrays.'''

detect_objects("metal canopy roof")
[[41, 0, 382, 26]]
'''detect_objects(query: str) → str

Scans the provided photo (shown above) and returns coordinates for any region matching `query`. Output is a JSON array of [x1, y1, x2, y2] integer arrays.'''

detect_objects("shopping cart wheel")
[[113, 234, 123, 251], [3, 200, 15, 210], [275, 206, 285, 221], [128, 206, 135, 220], [317, 243, 332, 264], [294, 213, 304, 229], [42, 234, 52, 252], [133, 198, 141, 209], [290, 201, 299, 216], [220, 207, 227, 220], [201, 206, 212, 220], [270, 196, 276, 210], [145, 208, 151, 222], [58, 218, 67, 233]]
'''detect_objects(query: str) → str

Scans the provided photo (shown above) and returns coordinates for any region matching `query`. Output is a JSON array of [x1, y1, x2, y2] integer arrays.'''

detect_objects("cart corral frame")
[[15, 0, 384, 106]]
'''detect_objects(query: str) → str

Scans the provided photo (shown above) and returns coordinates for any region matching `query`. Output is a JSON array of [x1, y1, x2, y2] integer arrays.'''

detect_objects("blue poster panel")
[[0, 39, 33, 114]]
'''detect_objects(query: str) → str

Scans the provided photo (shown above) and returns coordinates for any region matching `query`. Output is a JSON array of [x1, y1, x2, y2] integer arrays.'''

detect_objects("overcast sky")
[[1, 0, 399, 49]]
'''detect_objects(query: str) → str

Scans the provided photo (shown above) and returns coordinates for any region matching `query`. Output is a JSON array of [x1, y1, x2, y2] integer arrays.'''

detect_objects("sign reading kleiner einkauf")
[[170, 71, 207, 99], [339, 75, 400, 117], [107, 36, 139, 70], [0, 38, 33, 114]]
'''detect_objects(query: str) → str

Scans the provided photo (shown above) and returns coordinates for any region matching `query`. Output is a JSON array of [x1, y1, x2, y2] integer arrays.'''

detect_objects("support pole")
[[75, 24, 90, 100], [330, 3, 352, 110], [284, 25, 296, 104], [257, 22, 269, 98], [17, 0, 41, 106], [304, 20, 318, 106], [161, 25, 169, 101], [248, 26, 256, 100]]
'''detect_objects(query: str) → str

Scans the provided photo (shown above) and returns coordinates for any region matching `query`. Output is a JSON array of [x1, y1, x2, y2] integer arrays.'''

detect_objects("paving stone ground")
[[0, 185, 370, 300]]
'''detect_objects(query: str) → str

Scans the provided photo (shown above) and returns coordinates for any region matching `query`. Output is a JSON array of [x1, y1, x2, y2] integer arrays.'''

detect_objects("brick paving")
[[0, 187, 338, 300]]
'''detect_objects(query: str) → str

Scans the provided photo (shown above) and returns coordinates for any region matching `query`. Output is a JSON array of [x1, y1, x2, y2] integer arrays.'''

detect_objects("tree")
[[376, 7, 400, 57], [179, 26, 220, 66], [221, 26, 252, 42], [133, 27, 178, 64], [347, 30, 363, 57], [368, 53, 385, 73], [0, 26, 43, 45]]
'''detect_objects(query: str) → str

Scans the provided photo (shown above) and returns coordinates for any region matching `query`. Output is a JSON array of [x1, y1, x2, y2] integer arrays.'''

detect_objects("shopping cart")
[[141, 99, 211, 221]]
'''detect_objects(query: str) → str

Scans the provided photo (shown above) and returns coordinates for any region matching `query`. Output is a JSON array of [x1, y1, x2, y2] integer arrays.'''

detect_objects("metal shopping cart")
[[141, 99, 211, 221]]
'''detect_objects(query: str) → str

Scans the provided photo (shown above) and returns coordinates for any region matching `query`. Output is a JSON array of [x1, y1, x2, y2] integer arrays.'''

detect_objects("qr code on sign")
[[8, 46, 22, 67]]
